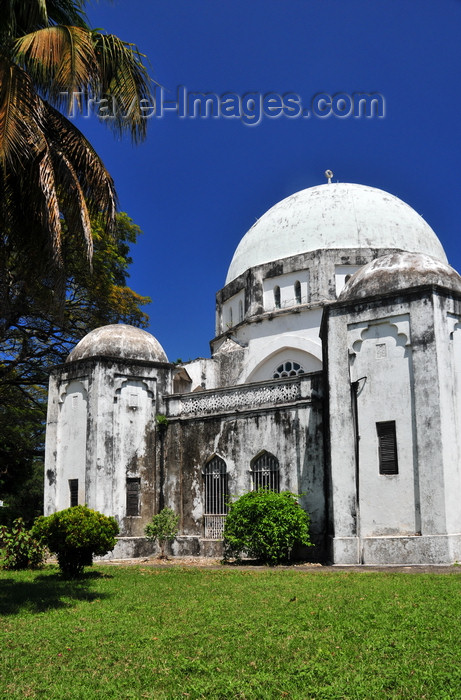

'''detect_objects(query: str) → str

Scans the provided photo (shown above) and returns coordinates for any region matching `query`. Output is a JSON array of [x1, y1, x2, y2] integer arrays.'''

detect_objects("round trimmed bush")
[[33, 506, 119, 577], [223, 490, 312, 565]]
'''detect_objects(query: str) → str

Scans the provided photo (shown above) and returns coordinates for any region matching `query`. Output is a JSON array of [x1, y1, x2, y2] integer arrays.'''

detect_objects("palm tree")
[[0, 0, 152, 290]]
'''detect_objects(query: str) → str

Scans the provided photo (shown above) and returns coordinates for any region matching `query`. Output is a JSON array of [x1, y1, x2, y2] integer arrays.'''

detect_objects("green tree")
[[145, 508, 180, 559], [223, 490, 312, 565], [0, 0, 152, 288]]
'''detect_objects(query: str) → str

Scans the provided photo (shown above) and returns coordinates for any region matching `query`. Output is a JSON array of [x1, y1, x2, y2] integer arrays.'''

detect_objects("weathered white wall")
[[220, 290, 245, 332], [348, 315, 417, 537], [165, 372, 325, 557], [262, 270, 309, 311], [324, 289, 461, 565], [334, 265, 362, 296], [55, 380, 88, 511]]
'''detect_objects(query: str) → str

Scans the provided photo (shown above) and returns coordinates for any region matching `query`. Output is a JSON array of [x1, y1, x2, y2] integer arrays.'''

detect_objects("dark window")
[[274, 286, 281, 309], [69, 479, 78, 507], [204, 456, 228, 515], [377, 421, 398, 475], [126, 477, 141, 516], [294, 280, 301, 304], [251, 452, 280, 492]]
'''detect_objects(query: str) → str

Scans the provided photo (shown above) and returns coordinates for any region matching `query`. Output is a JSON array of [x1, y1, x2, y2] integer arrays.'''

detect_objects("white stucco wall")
[[348, 315, 417, 537], [262, 270, 310, 311], [54, 380, 88, 511]]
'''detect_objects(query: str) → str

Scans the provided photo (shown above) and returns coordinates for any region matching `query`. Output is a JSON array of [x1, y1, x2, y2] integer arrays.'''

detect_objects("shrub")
[[223, 490, 312, 565], [32, 506, 119, 577], [0, 518, 46, 569], [144, 507, 179, 558]]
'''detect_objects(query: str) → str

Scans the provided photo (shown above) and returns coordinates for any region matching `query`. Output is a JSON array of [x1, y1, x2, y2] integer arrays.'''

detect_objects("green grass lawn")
[[1, 565, 461, 699]]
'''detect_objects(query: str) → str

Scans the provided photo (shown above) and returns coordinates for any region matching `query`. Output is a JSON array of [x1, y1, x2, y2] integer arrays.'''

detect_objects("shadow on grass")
[[0, 568, 112, 616]]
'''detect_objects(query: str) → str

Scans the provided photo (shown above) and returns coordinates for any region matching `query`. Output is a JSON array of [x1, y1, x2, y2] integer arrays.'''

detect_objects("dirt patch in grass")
[[98, 555, 461, 574]]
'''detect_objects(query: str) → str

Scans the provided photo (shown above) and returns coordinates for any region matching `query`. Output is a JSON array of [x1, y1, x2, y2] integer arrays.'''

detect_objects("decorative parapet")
[[167, 373, 321, 418]]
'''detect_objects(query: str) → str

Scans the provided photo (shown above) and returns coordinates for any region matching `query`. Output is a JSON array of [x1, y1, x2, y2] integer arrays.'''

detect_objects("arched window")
[[228, 307, 233, 327], [294, 280, 301, 304], [239, 300, 244, 323], [204, 456, 228, 539], [273, 286, 281, 309], [251, 452, 280, 492], [273, 361, 304, 379]]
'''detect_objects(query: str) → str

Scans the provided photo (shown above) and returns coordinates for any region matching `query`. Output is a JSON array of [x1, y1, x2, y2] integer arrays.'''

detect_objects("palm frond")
[[13, 26, 99, 111], [36, 147, 63, 267], [0, 0, 88, 37], [93, 32, 153, 143], [43, 101, 117, 231], [0, 56, 46, 167], [51, 147, 93, 263]]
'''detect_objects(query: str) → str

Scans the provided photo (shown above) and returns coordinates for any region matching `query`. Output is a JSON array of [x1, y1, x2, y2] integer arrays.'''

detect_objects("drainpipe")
[[351, 377, 366, 564]]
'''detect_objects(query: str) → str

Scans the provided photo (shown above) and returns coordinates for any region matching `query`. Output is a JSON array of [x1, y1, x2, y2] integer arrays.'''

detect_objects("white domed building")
[[44, 181, 461, 564]]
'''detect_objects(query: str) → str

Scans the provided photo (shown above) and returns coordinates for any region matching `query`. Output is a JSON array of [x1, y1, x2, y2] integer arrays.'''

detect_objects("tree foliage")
[[33, 505, 119, 577], [0, 0, 152, 287], [0, 517, 46, 569], [223, 490, 312, 565], [145, 508, 180, 558]]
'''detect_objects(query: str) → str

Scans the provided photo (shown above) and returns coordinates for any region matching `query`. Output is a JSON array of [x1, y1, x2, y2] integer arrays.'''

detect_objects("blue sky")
[[77, 0, 461, 362]]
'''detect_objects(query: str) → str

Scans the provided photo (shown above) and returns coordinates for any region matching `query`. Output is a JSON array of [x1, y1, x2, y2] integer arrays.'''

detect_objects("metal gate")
[[204, 456, 228, 539]]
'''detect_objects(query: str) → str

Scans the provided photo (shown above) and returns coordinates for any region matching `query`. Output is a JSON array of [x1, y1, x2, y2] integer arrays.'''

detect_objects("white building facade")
[[44, 182, 461, 564]]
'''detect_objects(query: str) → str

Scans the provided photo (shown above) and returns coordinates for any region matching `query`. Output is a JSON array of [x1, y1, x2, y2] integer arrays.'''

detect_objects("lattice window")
[[69, 479, 78, 507], [376, 421, 398, 475], [273, 361, 304, 379], [204, 456, 228, 539], [126, 477, 141, 516], [251, 452, 280, 492]]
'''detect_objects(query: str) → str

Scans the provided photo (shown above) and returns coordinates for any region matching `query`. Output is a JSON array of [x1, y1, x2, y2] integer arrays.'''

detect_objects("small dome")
[[225, 183, 447, 284], [67, 324, 168, 363], [339, 252, 461, 301]]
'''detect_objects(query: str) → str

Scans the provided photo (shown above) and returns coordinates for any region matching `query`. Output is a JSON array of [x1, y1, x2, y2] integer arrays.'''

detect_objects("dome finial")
[[325, 169, 334, 184]]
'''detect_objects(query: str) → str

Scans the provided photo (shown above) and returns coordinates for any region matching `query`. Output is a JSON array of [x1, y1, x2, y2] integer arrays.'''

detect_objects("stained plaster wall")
[[45, 356, 172, 539], [215, 247, 407, 331], [323, 286, 461, 564], [212, 248, 408, 388], [164, 372, 326, 558]]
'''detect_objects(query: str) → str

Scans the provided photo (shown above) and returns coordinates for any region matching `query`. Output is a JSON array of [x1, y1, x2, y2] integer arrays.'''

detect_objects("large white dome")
[[225, 183, 447, 284]]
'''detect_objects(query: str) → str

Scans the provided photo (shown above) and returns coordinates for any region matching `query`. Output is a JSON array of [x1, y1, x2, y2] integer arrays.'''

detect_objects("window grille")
[[126, 477, 141, 516], [376, 421, 398, 475], [204, 456, 228, 539], [294, 280, 301, 304], [273, 361, 304, 379], [251, 453, 280, 492], [69, 479, 78, 507], [273, 286, 281, 309]]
